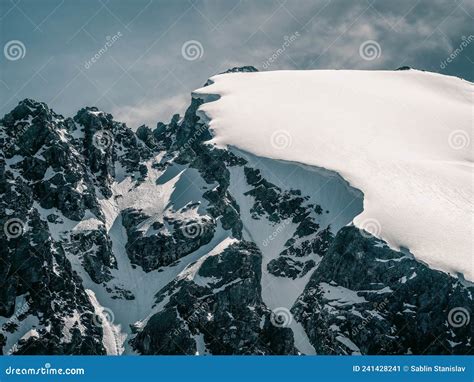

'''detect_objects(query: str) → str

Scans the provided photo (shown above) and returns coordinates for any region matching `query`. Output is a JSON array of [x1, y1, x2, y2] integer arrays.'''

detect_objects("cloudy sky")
[[1, 0, 473, 129]]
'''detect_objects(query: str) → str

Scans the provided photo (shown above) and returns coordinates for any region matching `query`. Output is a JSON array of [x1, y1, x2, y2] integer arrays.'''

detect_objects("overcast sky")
[[1, 0, 473, 129]]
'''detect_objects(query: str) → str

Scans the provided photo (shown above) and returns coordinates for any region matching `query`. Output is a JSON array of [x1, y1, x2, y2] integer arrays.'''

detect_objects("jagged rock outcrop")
[[121, 208, 216, 272], [292, 227, 474, 355], [132, 241, 296, 355], [1, 67, 472, 356]]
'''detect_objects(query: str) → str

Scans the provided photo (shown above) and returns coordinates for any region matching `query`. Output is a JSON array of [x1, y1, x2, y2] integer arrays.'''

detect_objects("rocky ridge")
[[0, 67, 472, 355]]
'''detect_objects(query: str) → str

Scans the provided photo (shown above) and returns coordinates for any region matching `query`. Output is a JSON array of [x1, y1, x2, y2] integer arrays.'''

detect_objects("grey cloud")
[[1, 0, 472, 128]]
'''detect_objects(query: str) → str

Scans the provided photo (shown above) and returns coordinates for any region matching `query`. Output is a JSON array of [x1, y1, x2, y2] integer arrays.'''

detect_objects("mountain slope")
[[0, 68, 472, 355]]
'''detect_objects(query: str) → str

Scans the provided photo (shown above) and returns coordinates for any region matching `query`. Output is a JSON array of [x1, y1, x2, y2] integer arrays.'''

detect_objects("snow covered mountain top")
[[194, 69, 473, 281]]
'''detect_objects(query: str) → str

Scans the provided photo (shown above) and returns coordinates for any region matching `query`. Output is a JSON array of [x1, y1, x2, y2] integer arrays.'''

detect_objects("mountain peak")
[[221, 66, 258, 74], [1, 69, 472, 357], [1, 98, 59, 128]]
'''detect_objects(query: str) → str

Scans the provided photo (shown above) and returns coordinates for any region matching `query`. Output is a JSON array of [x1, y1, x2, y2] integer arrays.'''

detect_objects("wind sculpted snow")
[[194, 69, 474, 281]]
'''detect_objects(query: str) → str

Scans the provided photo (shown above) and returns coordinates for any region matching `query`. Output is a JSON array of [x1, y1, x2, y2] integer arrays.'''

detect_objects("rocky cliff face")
[[292, 227, 473, 355], [1, 68, 472, 355]]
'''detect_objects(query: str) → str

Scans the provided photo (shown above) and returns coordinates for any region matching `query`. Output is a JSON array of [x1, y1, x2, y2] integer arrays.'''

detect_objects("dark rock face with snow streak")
[[132, 241, 296, 355], [292, 227, 473, 355], [1, 68, 472, 355], [121, 207, 216, 272], [0, 100, 106, 354]]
